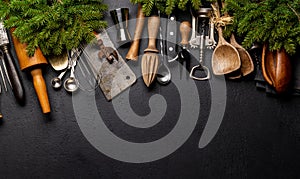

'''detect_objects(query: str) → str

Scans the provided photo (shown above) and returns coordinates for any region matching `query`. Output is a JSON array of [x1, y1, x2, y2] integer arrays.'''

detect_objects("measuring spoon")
[[51, 55, 72, 89], [63, 57, 79, 92], [51, 69, 68, 89]]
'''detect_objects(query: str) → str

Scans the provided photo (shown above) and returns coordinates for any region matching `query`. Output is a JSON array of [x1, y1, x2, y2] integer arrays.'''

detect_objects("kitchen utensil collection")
[[1, 2, 298, 118], [51, 49, 81, 91]]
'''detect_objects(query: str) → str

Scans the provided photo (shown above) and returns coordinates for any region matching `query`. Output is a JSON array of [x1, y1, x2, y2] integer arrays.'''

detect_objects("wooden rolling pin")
[[10, 30, 50, 114], [126, 3, 145, 61]]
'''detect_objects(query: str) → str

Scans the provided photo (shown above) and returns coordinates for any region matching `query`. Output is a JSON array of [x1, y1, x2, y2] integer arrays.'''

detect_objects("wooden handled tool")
[[180, 21, 191, 46], [177, 21, 191, 78], [141, 14, 160, 87], [2, 45, 25, 104], [126, 3, 145, 61], [10, 30, 50, 114]]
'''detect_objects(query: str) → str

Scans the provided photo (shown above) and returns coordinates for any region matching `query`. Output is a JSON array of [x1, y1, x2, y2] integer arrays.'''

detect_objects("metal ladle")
[[157, 14, 171, 85]]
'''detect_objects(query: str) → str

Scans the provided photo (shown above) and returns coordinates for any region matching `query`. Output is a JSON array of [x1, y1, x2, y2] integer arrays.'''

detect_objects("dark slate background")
[[0, 0, 300, 178]]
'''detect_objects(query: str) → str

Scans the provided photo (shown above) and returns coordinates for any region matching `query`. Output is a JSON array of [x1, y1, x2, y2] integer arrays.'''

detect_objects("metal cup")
[[110, 8, 132, 45]]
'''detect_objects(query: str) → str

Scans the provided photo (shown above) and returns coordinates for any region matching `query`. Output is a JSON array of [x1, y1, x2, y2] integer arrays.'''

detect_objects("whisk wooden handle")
[[126, 3, 145, 61], [180, 21, 191, 45], [144, 15, 160, 53], [31, 69, 50, 114]]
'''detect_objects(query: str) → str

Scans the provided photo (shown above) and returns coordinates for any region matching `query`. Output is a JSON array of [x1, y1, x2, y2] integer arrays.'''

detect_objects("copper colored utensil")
[[261, 44, 291, 93], [126, 3, 145, 61], [11, 30, 50, 113], [141, 15, 160, 87]]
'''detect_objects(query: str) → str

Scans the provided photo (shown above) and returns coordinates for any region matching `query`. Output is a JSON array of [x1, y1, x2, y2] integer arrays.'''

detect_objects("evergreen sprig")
[[0, 0, 108, 56], [130, 0, 203, 16], [224, 0, 300, 55]]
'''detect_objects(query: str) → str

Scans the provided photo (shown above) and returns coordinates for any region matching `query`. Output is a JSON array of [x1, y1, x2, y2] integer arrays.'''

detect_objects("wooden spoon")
[[212, 27, 240, 75], [212, 2, 240, 75], [230, 34, 254, 76]]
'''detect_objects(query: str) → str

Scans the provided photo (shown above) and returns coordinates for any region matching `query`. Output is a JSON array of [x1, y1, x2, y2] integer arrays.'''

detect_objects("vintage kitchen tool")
[[166, 13, 178, 59], [261, 44, 291, 94], [63, 49, 80, 92], [211, 2, 240, 75], [0, 22, 25, 104], [157, 12, 171, 85], [76, 46, 101, 92], [190, 7, 213, 49], [81, 30, 136, 100], [96, 36, 119, 63], [51, 48, 82, 92], [249, 43, 266, 89], [229, 34, 254, 77], [10, 29, 50, 113], [0, 50, 9, 92], [189, 7, 211, 81], [190, 18, 210, 81], [47, 52, 68, 71], [141, 14, 160, 87], [51, 55, 72, 89], [126, 3, 145, 61], [110, 7, 131, 45], [170, 21, 191, 79]]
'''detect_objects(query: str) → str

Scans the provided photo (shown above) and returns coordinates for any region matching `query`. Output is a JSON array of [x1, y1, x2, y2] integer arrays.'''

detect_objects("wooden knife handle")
[[31, 68, 50, 114], [3, 46, 25, 105], [144, 15, 160, 53], [126, 3, 145, 61], [180, 21, 191, 45]]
